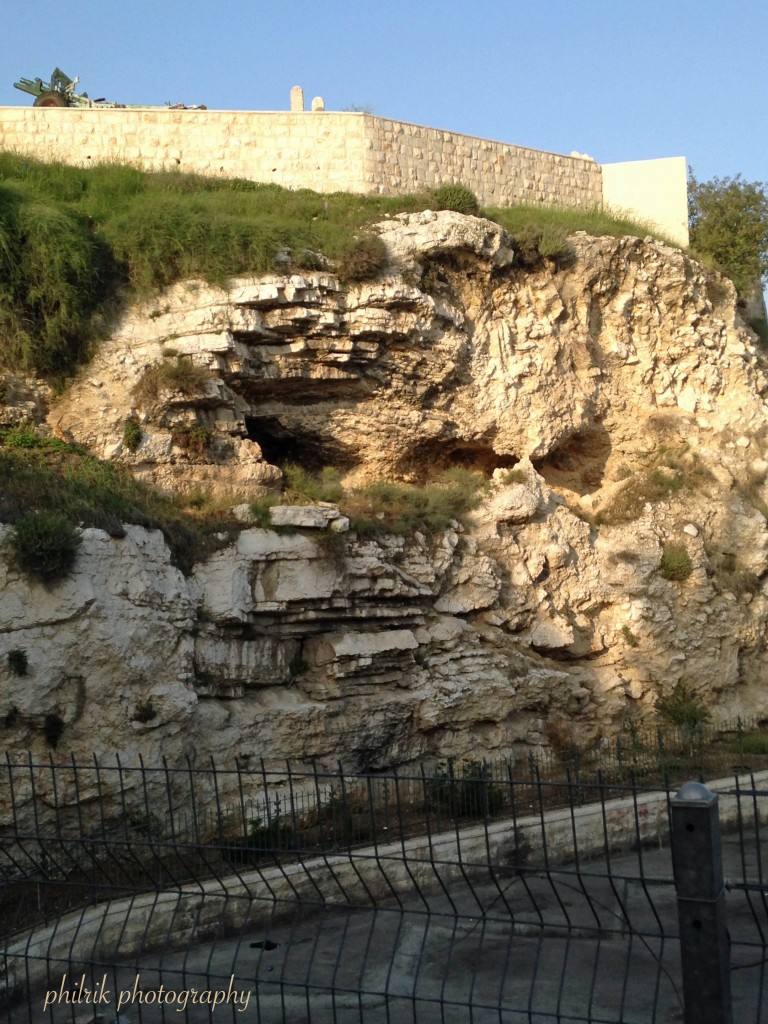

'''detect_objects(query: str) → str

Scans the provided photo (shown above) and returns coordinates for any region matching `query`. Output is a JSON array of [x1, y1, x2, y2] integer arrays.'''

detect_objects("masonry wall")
[[0, 107, 372, 192], [0, 106, 601, 208], [0, 105, 687, 245], [360, 114, 603, 209]]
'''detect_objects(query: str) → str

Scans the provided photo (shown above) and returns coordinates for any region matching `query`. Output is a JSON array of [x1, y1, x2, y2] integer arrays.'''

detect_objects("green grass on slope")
[[0, 428, 236, 574], [272, 463, 489, 536], [0, 152, 676, 380], [487, 203, 682, 261]]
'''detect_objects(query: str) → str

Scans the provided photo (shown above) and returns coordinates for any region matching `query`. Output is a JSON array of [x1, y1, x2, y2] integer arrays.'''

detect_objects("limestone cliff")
[[2, 211, 768, 770]]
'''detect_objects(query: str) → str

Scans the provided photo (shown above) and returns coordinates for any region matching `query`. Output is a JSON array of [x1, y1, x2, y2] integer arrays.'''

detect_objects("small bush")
[[736, 468, 768, 519], [430, 183, 480, 216], [544, 718, 583, 764], [301, 786, 375, 847], [536, 223, 574, 263], [498, 468, 528, 485], [513, 222, 572, 266], [132, 357, 212, 408], [735, 732, 768, 756], [1, 428, 47, 449], [43, 712, 65, 749], [7, 648, 28, 676], [122, 419, 143, 451], [246, 814, 295, 852], [656, 680, 711, 732], [646, 413, 683, 438], [721, 569, 760, 597], [336, 234, 388, 283], [0, 427, 76, 452], [133, 699, 157, 724], [659, 544, 693, 581], [427, 760, 506, 819], [716, 551, 760, 597], [8, 510, 81, 582], [171, 424, 213, 457], [621, 625, 639, 648]]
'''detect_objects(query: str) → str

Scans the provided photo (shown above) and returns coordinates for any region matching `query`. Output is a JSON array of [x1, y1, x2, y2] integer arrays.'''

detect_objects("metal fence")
[[0, 755, 766, 1022]]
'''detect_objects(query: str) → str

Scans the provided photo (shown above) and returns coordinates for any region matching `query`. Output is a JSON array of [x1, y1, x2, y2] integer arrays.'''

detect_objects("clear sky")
[[0, 0, 766, 186]]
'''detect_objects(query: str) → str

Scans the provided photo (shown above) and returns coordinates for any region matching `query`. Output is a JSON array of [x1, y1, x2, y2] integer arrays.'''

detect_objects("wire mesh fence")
[[0, 752, 767, 1022]]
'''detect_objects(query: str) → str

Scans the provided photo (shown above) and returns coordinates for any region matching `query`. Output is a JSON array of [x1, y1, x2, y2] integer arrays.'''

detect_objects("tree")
[[656, 680, 711, 756], [688, 172, 768, 298]]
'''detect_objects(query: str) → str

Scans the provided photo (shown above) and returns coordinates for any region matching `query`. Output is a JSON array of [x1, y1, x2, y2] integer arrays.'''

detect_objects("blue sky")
[[0, 0, 766, 185]]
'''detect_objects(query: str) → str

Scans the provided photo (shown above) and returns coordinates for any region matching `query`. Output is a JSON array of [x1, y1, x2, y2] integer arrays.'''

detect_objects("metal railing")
[[1, 754, 766, 1022]]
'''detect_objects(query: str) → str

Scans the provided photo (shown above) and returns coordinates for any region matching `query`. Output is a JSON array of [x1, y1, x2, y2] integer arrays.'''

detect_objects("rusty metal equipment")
[[13, 67, 206, 109]]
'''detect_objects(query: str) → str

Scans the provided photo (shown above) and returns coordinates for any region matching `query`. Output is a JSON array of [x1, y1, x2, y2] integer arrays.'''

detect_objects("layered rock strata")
[[2, 211, 768, 775]]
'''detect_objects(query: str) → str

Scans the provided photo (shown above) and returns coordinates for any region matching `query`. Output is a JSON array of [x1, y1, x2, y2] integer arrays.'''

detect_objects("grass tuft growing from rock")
[[659, 544, 693, 581], [131, 357, 214, 409], [598, 442, 713, 525], [8, 510, 81, 582], [283, 464, 344, 504], [282, 464, 488, 536]]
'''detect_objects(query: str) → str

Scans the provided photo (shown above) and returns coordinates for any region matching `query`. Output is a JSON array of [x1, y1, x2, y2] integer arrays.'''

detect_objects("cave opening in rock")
[[245, 415, 353, 472], [533, 424, 611, 496], [399, 439, 519, 482]]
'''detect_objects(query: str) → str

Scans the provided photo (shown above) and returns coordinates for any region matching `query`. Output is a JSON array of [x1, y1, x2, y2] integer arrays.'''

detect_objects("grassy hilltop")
[[0, 155, 680, 578], [0, 152, 670, 380]]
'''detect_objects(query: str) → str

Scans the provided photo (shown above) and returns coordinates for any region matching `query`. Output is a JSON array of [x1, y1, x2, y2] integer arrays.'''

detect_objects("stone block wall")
[[0, 105, 686, 243], [0, 106, 600, 209], [360, 114, 602, 209], [0, 107, 370, 193]]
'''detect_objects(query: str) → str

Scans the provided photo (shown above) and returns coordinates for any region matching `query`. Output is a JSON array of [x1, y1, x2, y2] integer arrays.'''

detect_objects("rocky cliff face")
[[2, 211, 768, 771]]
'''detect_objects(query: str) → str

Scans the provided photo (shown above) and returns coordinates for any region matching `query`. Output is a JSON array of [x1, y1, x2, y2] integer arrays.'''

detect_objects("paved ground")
[[9, 832, 768, 1024]]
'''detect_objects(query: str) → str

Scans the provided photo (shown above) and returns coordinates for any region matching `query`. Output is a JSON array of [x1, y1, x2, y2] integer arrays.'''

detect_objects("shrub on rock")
[[430, 183, 480, 216], [9, 510, 81, 582]]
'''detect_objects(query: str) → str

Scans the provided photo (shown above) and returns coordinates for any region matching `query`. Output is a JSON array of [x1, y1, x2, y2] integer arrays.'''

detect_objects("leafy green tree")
[[688, 172, 768, 297], [656, 680, 711, 756]]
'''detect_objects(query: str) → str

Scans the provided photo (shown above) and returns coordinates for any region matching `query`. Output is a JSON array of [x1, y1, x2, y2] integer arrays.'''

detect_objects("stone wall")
[[359, 114, 602, 209], [0, 106, 599, 211], [0, 107, 370, 193], [0, 103, 688, 254]]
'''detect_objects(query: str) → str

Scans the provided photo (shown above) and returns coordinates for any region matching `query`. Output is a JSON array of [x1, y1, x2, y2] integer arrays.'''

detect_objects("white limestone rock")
[[269, 504, 347, 530], [5, 223, 768, 776], [377, 210, 516, 270]]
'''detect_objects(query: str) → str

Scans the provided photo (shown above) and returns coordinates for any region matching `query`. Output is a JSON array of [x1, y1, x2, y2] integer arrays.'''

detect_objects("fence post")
[[670, 781, 732, 1024]]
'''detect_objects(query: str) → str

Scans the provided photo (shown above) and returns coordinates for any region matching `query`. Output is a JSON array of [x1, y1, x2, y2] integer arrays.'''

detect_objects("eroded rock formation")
[[2, 211, 768, 770]]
